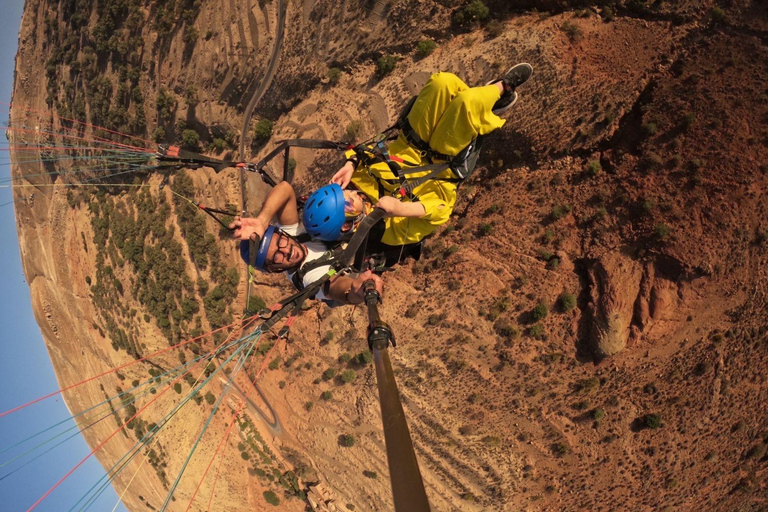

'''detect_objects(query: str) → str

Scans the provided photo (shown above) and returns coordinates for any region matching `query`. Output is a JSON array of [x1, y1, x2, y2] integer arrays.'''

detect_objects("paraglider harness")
[[155, 94, 485, 293]]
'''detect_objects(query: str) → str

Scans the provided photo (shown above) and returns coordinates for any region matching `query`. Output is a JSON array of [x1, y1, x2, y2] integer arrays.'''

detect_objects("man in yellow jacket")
[[301, 65, 532, 262]]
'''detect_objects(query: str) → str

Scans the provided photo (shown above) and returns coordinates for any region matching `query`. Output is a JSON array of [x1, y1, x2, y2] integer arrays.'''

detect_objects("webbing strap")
[[257, 208, 386, 331]]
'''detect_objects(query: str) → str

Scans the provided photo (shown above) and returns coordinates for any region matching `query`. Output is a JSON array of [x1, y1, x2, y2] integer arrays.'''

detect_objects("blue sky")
[[0, 2, 129, 510]]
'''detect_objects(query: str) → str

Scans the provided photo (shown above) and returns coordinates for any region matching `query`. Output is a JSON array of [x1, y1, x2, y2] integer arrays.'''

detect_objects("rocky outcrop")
[[587, 253, 644, 358]]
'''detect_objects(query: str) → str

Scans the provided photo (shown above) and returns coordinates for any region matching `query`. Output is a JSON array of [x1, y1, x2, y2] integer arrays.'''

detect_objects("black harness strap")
[[256, 208, 386, 332]]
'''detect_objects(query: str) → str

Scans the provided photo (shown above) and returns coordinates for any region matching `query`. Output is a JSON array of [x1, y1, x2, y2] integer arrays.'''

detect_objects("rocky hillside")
[[10, 0, 768, 510]]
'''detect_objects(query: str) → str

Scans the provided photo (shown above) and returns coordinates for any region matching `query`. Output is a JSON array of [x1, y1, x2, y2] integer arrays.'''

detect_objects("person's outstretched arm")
[[230, 181, 299, 241], [375, 196, 426, 218]]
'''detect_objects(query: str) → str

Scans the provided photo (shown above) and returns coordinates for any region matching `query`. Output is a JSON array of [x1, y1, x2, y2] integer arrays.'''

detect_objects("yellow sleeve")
[[411, 180, 456, 226]]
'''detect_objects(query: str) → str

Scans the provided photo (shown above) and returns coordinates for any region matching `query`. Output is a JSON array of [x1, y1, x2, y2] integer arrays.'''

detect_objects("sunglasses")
[[344, 196, 360, 219]]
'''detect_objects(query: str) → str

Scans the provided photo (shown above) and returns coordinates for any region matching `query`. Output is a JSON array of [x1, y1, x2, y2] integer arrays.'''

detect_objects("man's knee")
[[427, 72, 463, 91]]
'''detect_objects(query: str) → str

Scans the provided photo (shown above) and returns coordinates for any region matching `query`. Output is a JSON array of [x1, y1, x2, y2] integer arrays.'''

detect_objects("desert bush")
[[338, 353, 351, 364], [327, 67, 342, 85], [322, 368, 336, 381], [416, 39, 437, 58], [551, 204, 571, 220], [454, 0, 489, 26], [263, 490, 280, 506], [560, 21, 582, 41], [641, 121, 658, 137], [156, 88, 175, 120], [344, 120, 364, 142], [355, 350, 373, 365], [376, 55, 398, 76], [181, 129, 199, 148], [601, 6, 614, 21], [340, 434, 355, 447], [592, 408, 606, 421], [654, 223, 671, 240], [320, 390, 333, 401], [486, 19, 503, 38], [710, 7, 726, 23], [269, 357, 281, 370], [152, 127, 166, 142], [551, 442, 569, 457], [253, 119, 273, 141], [478, 223, 494, 236], [304, 401, 314, 411], [341, 370, 356, 383], [641, 413, 662, 429], [528, 324, 545, 339], [558, 292, 577, 312], [546, 258, 560, 271], [363, 470, 377, 479], [642, 152, 663, 171], [531, 302, 548, 322], [204, 391, 215, 405], [586, 160, 601, 177]]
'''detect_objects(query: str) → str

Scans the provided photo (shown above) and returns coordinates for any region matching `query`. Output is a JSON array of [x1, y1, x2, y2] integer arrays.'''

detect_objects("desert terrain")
[[7, 0, 768, 510]]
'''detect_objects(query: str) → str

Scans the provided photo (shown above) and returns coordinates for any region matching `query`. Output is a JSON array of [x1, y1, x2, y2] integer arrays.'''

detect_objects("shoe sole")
[[486, 63, 534, 87], [492, 90, 518, 114]]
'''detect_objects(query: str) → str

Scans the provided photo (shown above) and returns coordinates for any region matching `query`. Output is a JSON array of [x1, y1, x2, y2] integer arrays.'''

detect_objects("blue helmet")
[[302, 184, 347, 241], [240, 225, 276, 271]]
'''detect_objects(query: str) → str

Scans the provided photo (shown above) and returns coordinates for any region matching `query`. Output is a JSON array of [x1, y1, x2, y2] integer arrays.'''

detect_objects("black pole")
[[364, 282, 431, 512]]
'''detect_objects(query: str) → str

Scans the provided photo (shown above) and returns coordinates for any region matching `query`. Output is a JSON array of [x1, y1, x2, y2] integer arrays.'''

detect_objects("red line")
[[5, 126, 155, 154], [0, 320, 246, 420], [205, 427, 233, 512], [2, 100, 157, 147], [25, 322, 253, 512], [186, 406, 242, 512]]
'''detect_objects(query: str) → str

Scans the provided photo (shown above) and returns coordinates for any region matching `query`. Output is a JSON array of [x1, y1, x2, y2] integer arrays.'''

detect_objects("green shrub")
[[241, 450, 250, 460], [592, 408, 606, 421], [263, 490, 280, 506], [586, 160, 601, 177], [528, 324, 545, 339], [328, 67, 342, 85], [642, 413, 662, 429], [551, 204, 571, 220], [479, 223, 494, 236], [558, 292, 577, 312], [152, 127, 166, 142], [454, 0, 490, 26], [183, 26, 199, 46], [304, 401, 314, 411], [416, 39, 437, 58], [654, 223, 671, 240], [173, 383, 182, 394], [341, 370, 356, 383], [531, 302, 548, 322], [376, 55, 398, 76], [355, 350, 373, 365], [321, 390, 333, 401], [181, 129, 199, 148], [205, 391, 215, 405], [486, 19, 503, 38], [601, 6, 614, 21], [269, 357, 281, 370], [710, 7, 726, 23], [363, 470, 377, 479], [253, 119, 273, 141], [641, 121, 658, 137], [322, 368, 336, 381], [340, 434, 355, 447], [560, 21, 583, 41], [551, 442, 569, 457], [344, 120, 364, 142], [338, 352, 351, 364]]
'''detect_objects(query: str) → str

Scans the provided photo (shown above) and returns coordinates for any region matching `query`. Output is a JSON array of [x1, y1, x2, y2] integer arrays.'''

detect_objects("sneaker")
[[486, 63, 533, 114]]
